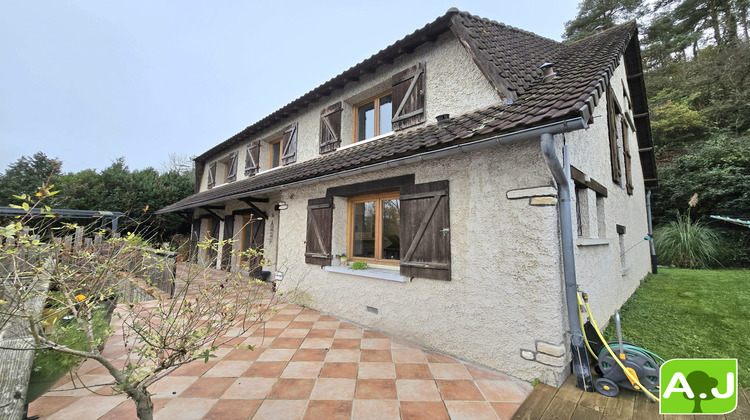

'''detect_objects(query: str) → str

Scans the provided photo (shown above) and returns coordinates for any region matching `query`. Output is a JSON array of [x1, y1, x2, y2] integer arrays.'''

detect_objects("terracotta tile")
[[307, 328, 336, 338], [426, 351, 460, 363], [27, 396, 77, 419], [361, 338, 391, 349], [288, 321, 315, 329], [256, 348, 297, 362], [45, 394, 127, 419], [338, 321, 362, 330], [303, 400, 353, 420], [361, 349, 392, 362], [222, 347, 263, 360], [203, 360, 252, 378], [292, 348, 329, 362], [218, 336, 247, 347], [334, 328, 363, 339], [429, 363, 472, 380], [395, 363, 433, 379], [391, 339, 420, 350], [180, 377, 235, 398], [320, 362, 358, 378], [352, 400, 400, 420], [280, 361, 323, 378], [491, 402, 522, 420], [241, 335, 275, 349], [325, 349, 360, 362], [251, 327, 284, 337], [475, 380, 528, 402], [312, 321, 340, 329], [331, 338, 361, 349], [204, 399, 262, 420], [222, 377, 277, 399], [100, 344, 128, 359], [154, 397, 216, 419], [147, 375, 198, 398], [400, 401, 450, 420], [318, 314, 339, 322], [253, 399, 307, 420], [279, 328, 310, 338], [392, 349, 427, 363], [310, 378, 356, 400], [272, 337, 305, 348], [355, 379, 397, 399], [363, 330, 388, 339], [268, 378, 316, 399], [300, 337, 334, 349], [358, 362, 396, 379], [270, 313, 297, 321], [99, 397, 170, 420], [265, 320, 291, 329], [396, 379, 442, 401], [436, 380, 485, 400], [295, 314, 320, 322], [445, 401, 499, 420], [466, 364, 511, 380], [243, 361, 288, 377]]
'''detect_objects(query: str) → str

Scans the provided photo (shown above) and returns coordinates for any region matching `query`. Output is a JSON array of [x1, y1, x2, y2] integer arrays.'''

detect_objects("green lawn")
[[603, 268, 750, 388]]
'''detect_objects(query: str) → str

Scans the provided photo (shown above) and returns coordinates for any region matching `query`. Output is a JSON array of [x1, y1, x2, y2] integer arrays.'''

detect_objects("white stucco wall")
[[198, 30, 502, 191]]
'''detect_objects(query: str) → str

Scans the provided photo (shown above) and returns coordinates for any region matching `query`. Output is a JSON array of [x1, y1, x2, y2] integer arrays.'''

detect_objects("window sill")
[[337, 132, 394, 151], [324, 265, 407, 283], [576, 238, 611, 247]]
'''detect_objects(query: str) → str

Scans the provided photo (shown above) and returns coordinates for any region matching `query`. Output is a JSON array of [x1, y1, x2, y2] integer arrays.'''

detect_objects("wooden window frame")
[[353, 91, 393, 142], [347, 191, 400, 265], [268, 138, 283, 169]]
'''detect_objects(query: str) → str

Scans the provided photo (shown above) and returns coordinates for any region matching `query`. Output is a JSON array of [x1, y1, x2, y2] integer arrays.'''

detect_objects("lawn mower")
[[578, 292, 665, 402]]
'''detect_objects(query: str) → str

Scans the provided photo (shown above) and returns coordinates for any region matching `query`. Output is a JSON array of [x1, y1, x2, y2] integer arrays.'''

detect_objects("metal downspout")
[[540, 133, 593, 392], [646, 189, 657, 274]]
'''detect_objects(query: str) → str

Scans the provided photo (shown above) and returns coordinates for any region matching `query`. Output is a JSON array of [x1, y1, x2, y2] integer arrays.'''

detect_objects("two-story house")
[[158, 9, 657, 386]]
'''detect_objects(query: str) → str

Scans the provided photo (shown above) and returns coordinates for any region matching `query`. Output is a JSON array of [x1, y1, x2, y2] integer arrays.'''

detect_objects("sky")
[[0, 1, 580, 174]]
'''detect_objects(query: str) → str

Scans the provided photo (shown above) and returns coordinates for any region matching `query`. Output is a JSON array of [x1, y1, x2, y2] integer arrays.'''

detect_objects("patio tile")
[[360, 338, 391, 349], [98, 398, 170, 420], [279, 328, 311, 338], [310, 378, 356, 400], [400, 401, 450, 420], [47, 394, 127, 420], [253, 399, 308, 420], [444, 401, 499, 420], [320, 362, 358, 378], [292, 348, 329, 362], [202, 360, 252, 377], [466, 364, 511, 380], [222, 347, 264, 360], [475, 380, 528, 402], [307, 328, 336, 338], [395, 363, 433, 379], [426, 351, 460, 363], [352, 400, 401, 419], [265, 320, 292, 329], [268, 378, 316, 399], [270, 313, 297, 321], [271, 337, 305, 348], [303, 400, 353, 420], [204, 399, 262, 419], [222, 377, 277, 399], [355, 379, 398, 399], [429, 362, 472, 380], [436, 380, 485, 400], [180, 377, 235, 398], [27, 396, 77, 419], [171, 360, 218, 376], [242, 335, 276, 348], [361, 349, 392, 362], [392, 349, 427, 363], [280, 361, 324, 378], [288, 321, 315, 329], [218, 336, 247, 347], [256, 348, 297, 362], [312, 321, 340, 329], [251, 327, 284, 337], [396, 379, 442, 401], [391, 339, 420, 350], [331, 338, 361, 349], [244, 361, 289, 377], [491, 402, 523, 420], [154, 397, 216, 420], [300, 337, 334, 349], [325, 349, 360, 362], [358, 362, 396, 379], [318, 315, 339, 322], [363, 330, 389, 339], [147, 375, 198, 398], [338, 321, 362, 330], [334, 328, 363, 339], [100, 344, 128, 359], [295, 314, 320, 322]]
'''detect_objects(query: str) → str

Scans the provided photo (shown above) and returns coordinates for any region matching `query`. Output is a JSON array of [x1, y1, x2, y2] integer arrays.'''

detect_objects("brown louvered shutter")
[[391, 62, 426, 131], [399, 180, 450, 280], [207, 162, 217, 189], [607, 87, 622, 183], [281, 122, 298, 165], [245, 141, 260, 175], [226, 152, 238, 182], [622, 119, 634, 195], [320, 102, 343, 154], [221, 215, 234, 269], [305, 197, 333, 266]]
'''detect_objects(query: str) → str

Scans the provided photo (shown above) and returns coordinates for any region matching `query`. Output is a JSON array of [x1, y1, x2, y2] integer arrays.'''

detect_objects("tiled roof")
[[158, 12, 652, 214]]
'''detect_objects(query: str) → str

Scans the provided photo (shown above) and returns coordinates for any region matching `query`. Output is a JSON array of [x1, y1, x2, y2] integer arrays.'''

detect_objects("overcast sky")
[[0, 1, 580, 174]]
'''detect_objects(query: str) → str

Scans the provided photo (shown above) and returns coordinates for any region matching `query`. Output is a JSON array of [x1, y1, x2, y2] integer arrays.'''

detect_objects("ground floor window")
[[348, 192, 400, 263]]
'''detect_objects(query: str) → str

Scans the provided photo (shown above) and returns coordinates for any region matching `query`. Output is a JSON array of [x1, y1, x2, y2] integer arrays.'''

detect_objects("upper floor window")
[[269, 138, 282, 168], [355, 93, 393, 141], [220, 152, 238, 183]]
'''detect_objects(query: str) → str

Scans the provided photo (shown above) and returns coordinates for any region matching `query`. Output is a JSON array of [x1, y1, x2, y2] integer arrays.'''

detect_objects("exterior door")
[[240, 213, 265, 274]]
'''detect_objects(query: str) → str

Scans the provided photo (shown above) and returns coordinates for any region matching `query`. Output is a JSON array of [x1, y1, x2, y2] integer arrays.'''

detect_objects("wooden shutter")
[[221, 215, 234, 270], [281, 122, 298, 165], [607, 86, 622, 184], [305, 197, 333, 266], [206, 216, 221, 263], [622, 119, 634, 195], [399, 180, 450, 280], [226, 152, 238, 183], [391, 62, 426, 131], [207, 162, 217, 189], [320, 102, 342, 154], [190, 218, 200, 262], [245, 141, 260, 175]]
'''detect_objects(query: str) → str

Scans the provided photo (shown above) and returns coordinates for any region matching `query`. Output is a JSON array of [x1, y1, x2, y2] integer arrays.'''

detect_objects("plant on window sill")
[[349, 261, 368, 270]]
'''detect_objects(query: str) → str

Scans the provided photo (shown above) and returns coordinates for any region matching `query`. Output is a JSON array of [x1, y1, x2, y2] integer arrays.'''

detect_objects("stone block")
[[536, 341, 566, 357]]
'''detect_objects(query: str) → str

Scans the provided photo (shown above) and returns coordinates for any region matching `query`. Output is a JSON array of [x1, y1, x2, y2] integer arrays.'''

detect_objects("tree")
[[685, 370, 718, 413], [563, 0, 644, 41], [0, 152, 62, 207]]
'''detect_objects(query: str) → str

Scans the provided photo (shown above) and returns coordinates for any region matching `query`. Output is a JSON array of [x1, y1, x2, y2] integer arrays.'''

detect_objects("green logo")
[[660, 359, 737, 414]]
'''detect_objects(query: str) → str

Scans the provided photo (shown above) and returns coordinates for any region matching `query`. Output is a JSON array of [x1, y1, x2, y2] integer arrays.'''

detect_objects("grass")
[[603, 267, 750, 388]]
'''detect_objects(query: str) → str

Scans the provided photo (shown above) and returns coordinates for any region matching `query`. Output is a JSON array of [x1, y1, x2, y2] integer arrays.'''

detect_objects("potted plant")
[[337, 254, 348, 267], [349, 261, 367, 270]]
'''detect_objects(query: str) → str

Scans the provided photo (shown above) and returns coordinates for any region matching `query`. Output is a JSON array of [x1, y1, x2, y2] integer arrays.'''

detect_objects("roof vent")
[[539, 63, 556, 83], [436, 114, 451, 125], [595, 25, 604, 34]]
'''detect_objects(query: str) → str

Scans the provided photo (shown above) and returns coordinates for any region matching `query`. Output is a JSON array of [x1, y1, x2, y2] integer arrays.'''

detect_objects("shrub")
[[654, 212, 727, 268]]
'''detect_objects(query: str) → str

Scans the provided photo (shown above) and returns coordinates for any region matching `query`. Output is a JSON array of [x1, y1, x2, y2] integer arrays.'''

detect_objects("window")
[[220, 152, 238, 183], [607, 86, 622, 184], [571, 166, 608, 239], [269, 138, 282, 168], [348, 192, 400, 263], [240, 213, 264, 271], [207, 162, 217, 189], [354, 93, 393, 141]]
